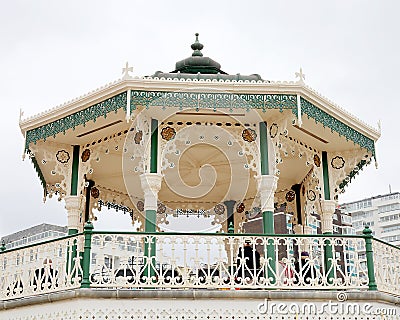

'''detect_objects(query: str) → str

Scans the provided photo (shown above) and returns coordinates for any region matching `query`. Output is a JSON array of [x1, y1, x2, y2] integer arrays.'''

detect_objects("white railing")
[[4, 231, 400, 300], [373, 239, 400, 296], [0, 235, 83, 300], [88, 233, 369, 290]]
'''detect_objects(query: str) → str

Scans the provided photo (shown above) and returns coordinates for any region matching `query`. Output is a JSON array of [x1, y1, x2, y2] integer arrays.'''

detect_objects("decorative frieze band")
[[24, 90, 375, 158]]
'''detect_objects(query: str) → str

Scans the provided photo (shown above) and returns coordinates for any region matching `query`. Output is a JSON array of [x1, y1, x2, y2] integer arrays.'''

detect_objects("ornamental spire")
[[191, 33, 204, 57]]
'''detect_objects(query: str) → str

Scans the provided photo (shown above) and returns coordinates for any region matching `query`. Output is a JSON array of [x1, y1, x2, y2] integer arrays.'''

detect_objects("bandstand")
[[2, 34, 400, 320]]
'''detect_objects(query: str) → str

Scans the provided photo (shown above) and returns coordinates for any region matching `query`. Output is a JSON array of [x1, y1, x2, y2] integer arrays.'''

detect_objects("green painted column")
[[70, 145, 80, 197], [322, 151, 331, 201], [259, 122, 274, 234], [259, 122, 269, 176], [81, 221, 93, 288], [259, 122, 276, 283], [143, 119, 159, 282], [68, 145, 81, 235], [363, 226, 377, 291], [150, 119, 158, 174], [321, 151, 334, 284]]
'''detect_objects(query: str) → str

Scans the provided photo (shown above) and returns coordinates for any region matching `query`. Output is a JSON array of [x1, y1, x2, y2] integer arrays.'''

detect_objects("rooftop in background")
[[151, 33, 264, 82], [340, 191, 400, 207], [1, 223, 67, 250]]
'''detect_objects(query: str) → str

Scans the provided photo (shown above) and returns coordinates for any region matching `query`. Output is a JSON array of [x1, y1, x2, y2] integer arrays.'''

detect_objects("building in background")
[[1, 223, 68, 250], [341, 192, 400, 246]]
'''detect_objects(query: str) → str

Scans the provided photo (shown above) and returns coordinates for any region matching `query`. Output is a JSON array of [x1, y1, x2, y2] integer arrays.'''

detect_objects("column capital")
[[65, 195, 84, 231], [320, 199, 337, 215], [256, 175, 278, 192], [257, 175, 278, 213], [140, 173, 163, 211], [320, 199, 337, 234]]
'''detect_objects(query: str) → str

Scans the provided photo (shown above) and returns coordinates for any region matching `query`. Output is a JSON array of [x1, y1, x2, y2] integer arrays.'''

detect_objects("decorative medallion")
[[81, 149, 91, 162], [313, 154, 321, 167], [136, 200, 144, 212], [90, 187, 100, 199], [56, 150, 70, 164], [285, 190, 296, 202], [161, 126, 176, 141], [269, 123, 278, 138], [134, 131, 143, 144], [331, 156, 345, 169], [237, 202, 245, 213], [242, 128, 257, 142], [307, 190, 316, 201], [214, 203, 225, 215], [157, 202, 166, 214]]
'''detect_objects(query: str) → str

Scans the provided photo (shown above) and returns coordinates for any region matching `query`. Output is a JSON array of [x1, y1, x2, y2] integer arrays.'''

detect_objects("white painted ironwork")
[[373, 239, 400, 296], [0, 235, 83, 300], [88, 233, 368, 290]]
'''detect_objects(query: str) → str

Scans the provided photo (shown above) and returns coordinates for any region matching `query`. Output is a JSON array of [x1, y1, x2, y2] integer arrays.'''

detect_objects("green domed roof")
[[151, 33, 263, 81]]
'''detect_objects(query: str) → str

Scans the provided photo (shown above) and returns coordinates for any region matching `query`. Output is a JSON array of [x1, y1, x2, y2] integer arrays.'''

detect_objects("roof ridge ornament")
[[295, 67, 306, 84], [122, 61, 133, 79], [191, 33, 204, 57]]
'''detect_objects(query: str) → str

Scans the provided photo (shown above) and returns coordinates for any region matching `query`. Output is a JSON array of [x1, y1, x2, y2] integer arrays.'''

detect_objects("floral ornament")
[[269, 123, 279, 138], [242, 128, 257, 142], [331, 156, 345, 169], [214, 203, 225, 215], [157, 202, 166, 214], [134, 131, 143, 144], [136, 200, 144, 212], [81, 149, 91, 162], [285, 190, 296, 202], [161, 126, 176, 141], [307, 190, 316, 201], [56, 150, 70, 164], [90, 187, 100, 199], [236, 202, 245, 213], [313, 154, 321, 167]]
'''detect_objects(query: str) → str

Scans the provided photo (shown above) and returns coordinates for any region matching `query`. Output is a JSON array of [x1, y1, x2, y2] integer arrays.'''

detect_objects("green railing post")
[[228, 222, 234, 234], [363, 226, 377, 291], [81, 221, 93, 288], [0, 240, 6, 252]]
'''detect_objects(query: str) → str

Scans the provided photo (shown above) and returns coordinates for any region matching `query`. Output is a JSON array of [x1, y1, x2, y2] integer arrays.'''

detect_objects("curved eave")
[[19, 76, 380, 145]]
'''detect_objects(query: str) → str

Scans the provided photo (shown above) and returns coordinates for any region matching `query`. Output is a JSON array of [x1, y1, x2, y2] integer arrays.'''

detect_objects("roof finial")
[[295, 67, 306, 84], [191, 33, 203, 57]]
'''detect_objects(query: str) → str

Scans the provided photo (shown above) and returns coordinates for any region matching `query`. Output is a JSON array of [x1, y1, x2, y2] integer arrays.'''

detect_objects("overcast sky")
[[1, 1, 399, 237]]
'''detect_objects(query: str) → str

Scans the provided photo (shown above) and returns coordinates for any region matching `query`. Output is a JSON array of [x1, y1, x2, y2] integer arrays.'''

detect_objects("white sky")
[[1, 1, 399, 236]]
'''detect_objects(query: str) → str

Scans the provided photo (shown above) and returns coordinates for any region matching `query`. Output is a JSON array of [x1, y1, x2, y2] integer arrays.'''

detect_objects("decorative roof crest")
[[295, 67, 306, 84], [122, 61, 133, 79]]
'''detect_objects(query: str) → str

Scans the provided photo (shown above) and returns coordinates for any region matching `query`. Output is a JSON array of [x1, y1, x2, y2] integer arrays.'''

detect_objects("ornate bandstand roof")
[[19, 33, 380, 230]]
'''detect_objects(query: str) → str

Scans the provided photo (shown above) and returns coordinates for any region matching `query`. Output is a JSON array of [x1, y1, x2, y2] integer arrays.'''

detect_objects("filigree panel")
[[29, 142, 74, 201], [328, 150, 372, 198]]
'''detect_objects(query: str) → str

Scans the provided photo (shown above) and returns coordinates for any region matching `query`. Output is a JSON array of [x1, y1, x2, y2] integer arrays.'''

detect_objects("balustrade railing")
[[87, 232, 369, 290], [0, 234, 83, 300], [1, 227, 400, 300], [373, 238, 400, 296]]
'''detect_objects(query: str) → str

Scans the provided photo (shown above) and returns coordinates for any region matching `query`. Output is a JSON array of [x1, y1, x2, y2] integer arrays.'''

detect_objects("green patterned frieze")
[[30, 152, 47, 194], [25, 92, 127, 149], [297, 97, 375, 155], [130, 90, 297, 113]]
